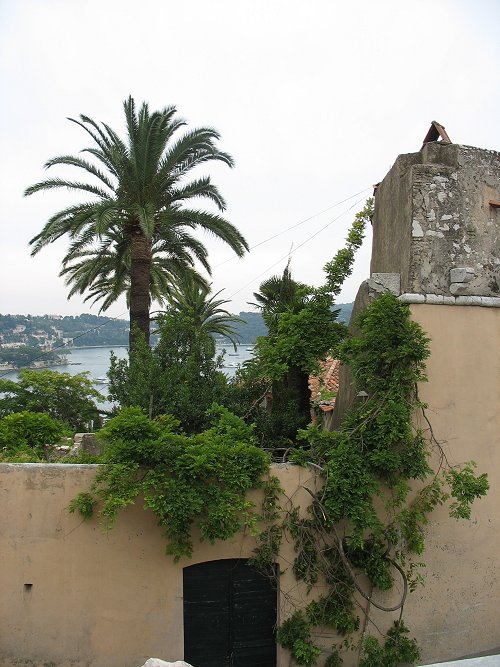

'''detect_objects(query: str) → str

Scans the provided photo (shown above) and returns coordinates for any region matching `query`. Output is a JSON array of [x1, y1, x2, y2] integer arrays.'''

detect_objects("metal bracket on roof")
[[422, 120, 451, 148]]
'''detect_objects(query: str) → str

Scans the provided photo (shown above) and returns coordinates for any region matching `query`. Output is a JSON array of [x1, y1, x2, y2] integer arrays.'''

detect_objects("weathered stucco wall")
[[0, 462, 323, 667], [368, 304, 500, 665]]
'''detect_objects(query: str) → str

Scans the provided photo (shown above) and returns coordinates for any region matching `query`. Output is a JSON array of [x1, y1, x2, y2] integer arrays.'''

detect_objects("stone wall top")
[[371, 142, 500, 299]]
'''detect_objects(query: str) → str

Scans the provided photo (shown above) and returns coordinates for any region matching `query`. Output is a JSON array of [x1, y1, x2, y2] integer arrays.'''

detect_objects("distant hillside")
[[213, 311, 268, 344], [0, 313, 129, 348], [335, 302, 354, 324], [215, 302, 354, 344], [1, 303, 354, 349]]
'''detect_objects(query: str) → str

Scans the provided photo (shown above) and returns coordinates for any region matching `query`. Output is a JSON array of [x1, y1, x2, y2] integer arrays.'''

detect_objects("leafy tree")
[[25, 96, 248, 346], [250, 262, 309, 332], [108, 313, 229, 433], [0, 369, 103, 430], [234, 201, 373, 447]]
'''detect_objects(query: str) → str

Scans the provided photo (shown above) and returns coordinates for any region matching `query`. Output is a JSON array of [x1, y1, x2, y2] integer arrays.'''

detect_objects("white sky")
[[1, 0, 499, 318]]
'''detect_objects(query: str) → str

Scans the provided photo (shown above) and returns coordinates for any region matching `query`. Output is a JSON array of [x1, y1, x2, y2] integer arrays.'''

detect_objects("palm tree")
[[25, 96, 248, 346], [252, 264, 313, 429], [161, 275, 244, 351], [251, 262, 309, 333], [59, 226, 210, 312]]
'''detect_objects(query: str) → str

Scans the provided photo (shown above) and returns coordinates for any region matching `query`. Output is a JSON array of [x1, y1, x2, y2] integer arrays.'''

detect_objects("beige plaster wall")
[[1, 305, 498, 666], [403, 304, 500, 664], [367, 304, 500, 665], [0, 461, 321, 667]]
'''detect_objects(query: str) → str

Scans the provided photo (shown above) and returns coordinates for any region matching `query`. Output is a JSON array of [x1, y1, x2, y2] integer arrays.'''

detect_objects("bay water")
[[2, 344, 254, 410]]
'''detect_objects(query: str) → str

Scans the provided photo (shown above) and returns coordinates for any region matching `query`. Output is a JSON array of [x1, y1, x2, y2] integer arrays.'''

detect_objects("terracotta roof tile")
[[309, 357, 340, 408]]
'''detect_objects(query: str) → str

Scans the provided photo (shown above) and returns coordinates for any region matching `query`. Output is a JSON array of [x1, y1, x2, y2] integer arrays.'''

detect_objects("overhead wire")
[[226, 194, 368, 300], [1, 185, 371, 377], [212, 186, 372, 269]]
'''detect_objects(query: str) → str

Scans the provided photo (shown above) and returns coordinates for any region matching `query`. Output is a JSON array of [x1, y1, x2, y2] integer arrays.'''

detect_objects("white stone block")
[[425, 294, 444, 304], [450, 267, 475, 283], [455, 296, 483, 306], [399, 293, 425, 303], [140, 660, 194, 667], [412, 220, 424, 237]]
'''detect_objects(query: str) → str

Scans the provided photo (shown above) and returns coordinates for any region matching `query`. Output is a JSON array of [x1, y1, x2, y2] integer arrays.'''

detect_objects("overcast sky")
[[1, 0, 499, 319]]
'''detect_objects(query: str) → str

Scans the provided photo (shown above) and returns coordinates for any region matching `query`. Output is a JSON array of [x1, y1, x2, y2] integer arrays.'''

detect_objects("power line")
[[227, 196, 367, 300], [213, 186, 372, 269]]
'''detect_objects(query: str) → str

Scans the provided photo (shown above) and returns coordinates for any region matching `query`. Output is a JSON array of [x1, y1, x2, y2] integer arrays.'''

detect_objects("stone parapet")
[[399, 293, 500, 307]]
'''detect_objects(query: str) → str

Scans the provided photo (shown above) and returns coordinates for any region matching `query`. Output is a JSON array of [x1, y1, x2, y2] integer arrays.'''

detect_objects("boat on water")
[[93, 376, 109, 384]]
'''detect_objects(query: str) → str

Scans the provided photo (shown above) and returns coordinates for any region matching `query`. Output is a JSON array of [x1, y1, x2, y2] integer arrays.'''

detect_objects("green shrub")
[[0, 411, 66, 456]]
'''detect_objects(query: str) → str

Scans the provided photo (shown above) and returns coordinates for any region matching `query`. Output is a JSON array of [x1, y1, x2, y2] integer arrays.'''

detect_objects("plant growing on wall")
[[251, 292, 489, 666], [69, 405, 273, 560]]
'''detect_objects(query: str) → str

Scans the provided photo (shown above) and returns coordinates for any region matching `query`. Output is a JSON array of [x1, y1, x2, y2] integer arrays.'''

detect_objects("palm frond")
[[44, 155, 115, 190], [24, 178, 110, 199]]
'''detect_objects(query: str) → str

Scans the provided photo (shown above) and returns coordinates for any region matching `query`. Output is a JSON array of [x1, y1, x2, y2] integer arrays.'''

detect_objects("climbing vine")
[[68, 200, 489, 667], [69, 405, 272, 561], [252, 292, 489, 666]]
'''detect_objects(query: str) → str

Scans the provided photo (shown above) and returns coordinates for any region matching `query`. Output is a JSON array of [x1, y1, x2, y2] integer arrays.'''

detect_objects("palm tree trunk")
[[129, 229, 152, 348]]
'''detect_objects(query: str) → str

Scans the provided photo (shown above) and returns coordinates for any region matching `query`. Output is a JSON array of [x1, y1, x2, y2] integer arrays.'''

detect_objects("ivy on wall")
[[69, 405, 272, 561], [252, 292, 489, 666], [68, 197, 489, 666]]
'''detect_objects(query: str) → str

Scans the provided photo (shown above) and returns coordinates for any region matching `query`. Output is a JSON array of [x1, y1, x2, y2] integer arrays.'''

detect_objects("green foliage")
[[322, 200, 372, 296], [0, 411, 66, 457], [324, 651, 343, 667], [71, 405, 270, 560], [164, 275, 244, 349], [272, 291, 488, 666], [276, 612, 321, 667], [108, 314, 229, 433], [0, 369, 102, 430], [231, 201, 373, 450], [359, 621, 420, 667], [68, 492, 96, 520], [445, 462, 489, 520]]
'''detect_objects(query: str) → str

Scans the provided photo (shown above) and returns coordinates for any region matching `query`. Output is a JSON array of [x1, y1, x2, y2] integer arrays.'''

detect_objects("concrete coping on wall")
[[421, 656, 500, 666], [0, 462, 101, 469], [399, 294, 500, 307]]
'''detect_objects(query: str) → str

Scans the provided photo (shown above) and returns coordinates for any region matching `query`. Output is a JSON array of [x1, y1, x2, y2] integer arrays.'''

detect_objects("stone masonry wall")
[[371, 142, 500, 302]]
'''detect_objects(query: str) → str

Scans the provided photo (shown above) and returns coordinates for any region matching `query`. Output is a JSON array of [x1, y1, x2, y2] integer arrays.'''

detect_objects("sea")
[[1, 344, 255, 410]]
